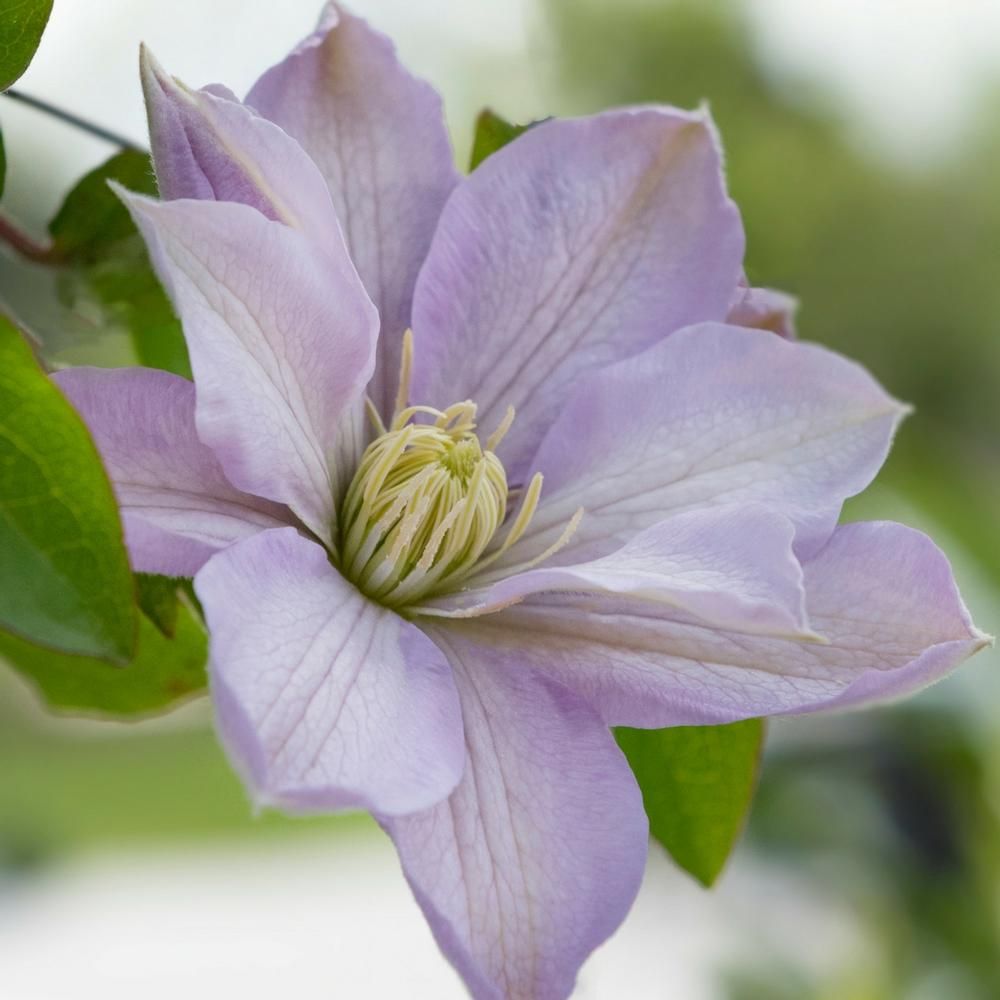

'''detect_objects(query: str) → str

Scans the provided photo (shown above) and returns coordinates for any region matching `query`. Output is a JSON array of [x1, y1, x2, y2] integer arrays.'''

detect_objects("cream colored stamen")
[[338, 330, 577, 610]]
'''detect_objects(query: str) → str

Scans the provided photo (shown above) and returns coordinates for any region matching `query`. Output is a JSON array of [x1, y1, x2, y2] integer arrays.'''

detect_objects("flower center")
[[338, 332, 543, 610]]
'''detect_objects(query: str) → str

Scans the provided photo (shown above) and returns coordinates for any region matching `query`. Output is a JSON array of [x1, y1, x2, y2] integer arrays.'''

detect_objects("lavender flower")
[[55, 5, 988, 997]]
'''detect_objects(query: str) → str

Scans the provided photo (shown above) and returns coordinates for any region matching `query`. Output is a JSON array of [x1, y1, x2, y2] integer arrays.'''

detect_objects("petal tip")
[[108, 180, 155, 218], [971, 627, 994, 651], [893, 398, 915, 420], [140, 44, 197, 107], [139, 42, 170, 95]]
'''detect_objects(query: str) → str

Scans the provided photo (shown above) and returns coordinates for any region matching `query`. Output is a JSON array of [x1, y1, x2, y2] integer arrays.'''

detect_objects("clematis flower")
[[55, 5, 988, 998]]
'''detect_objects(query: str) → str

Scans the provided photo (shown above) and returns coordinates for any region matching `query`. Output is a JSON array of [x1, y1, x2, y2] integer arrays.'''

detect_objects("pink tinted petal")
[[411, 107, 744, 477], [54, 366, 292, 576], [770, 521, 991, 713], [507, 322, 907, 570], [424, 506, 813, 638], [384, 627, 647, 1000], [454, 522, 987, 728], [195, 527, 464, 816], [200, 83, 239, 101], [122, 193, 378, 545], [141, 46, 344, 250], [727, 283, 797, 338], [247, 4, 459, 416]]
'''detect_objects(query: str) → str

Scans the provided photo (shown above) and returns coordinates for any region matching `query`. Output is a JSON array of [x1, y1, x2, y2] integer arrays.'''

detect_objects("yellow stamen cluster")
[[339, 332, 544, 610]]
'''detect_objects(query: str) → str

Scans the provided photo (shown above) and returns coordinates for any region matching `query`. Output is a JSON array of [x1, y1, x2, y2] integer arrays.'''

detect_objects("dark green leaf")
[[48, 149, 157, 255], [617, 719, 765, 886], [57, 232, 191, 375], [469, 109, 533, 170], [136, 573, 182, 639], [0, 316, 137, 661], [0, 0, 53, 91], [48, 150, 191, 377], [0, 598, 208, 716]]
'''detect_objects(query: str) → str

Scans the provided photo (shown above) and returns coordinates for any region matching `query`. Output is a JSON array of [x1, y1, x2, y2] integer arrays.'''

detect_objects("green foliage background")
[[542, 0, 1000, 995]]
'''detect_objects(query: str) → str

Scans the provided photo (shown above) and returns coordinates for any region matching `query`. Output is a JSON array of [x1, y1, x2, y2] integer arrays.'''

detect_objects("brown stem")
[[0, 210, 61, 264]]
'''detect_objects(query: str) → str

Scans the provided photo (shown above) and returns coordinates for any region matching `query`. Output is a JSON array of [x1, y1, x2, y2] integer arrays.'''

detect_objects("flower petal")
[[247, 3, 459, 416], [384, 627, 647, 1000], [505, 322, 907, 570], [726, 283, 797, 338], [422, 506, 813, 638], [452, 522, 988, 728], [122, 193, 378, 545], [411, 107, 744, 477], [141, 46, 344, 249], [195, 527, 465, 816], [54, 366, 292, 576]]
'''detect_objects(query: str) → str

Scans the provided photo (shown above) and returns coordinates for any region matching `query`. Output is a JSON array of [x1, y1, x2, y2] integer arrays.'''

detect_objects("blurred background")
[[2, 0, 1000, 996]]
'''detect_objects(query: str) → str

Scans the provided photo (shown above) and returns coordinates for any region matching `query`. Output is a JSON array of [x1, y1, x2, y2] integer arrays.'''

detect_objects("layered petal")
[[421, 506, 813, 639], [54, 366, 292, 576], [122, 194, 378, 544], [195, 527, 464, 815], [411, 107, 744, 477], [449, 522, 988, 728], [247, 4, 459, 415], [141, 46, 344, 249], [727, 283, 797, 338], [385, 628, 647, 1000], [504, 322, 907, 569]]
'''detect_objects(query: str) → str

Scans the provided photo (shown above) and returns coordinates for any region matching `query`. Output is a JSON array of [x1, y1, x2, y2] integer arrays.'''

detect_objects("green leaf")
[[0, 599, 208, 716], [469, 109, 533, 171], [0, 316, 137, 661], [136, 573, 182, 639], [616, 719, 765, 886], [48, 149, 157, 254], [48, 150, 191, 377], [0, 0, 53, 91]]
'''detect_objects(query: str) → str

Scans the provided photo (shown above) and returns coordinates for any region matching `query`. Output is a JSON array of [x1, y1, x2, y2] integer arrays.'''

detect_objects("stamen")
[[362, 425, 414, 505], [364, 396, 387, 436], [453, 456, 489, 539], [393, 329, 414, 421], [338, 337, 579, 610], [436, 401, 478, 435], [497, 472, 543, 554], [502, 506, 584, 573], [485, 405, 515, 453], [474, 472, 544, 575], [467, 506, 585, 589], [417, 498, 468, 572], [391, 404, 440, 431]]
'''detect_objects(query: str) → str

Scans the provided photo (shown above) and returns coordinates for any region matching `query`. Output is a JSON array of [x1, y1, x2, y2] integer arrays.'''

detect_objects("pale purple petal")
[[423, 506, 814, 638], [54, 366, 293, 576], [122, 193, 378, 545], [452, 522, 988, 728], [384, 627, 647, 1000], [195, 527, 464, 815], [141, 46, 345, 251], [502, 322, 907, 571], [247, 3, 459, 416], [411, 108, 744, 477], [727, 283, 797, 338]]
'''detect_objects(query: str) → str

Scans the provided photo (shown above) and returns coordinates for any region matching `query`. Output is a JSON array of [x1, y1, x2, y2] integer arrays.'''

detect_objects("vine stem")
[[2, 89, 144, 152], [0, 89, 146, 262], [0, 210, 57, 264]]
